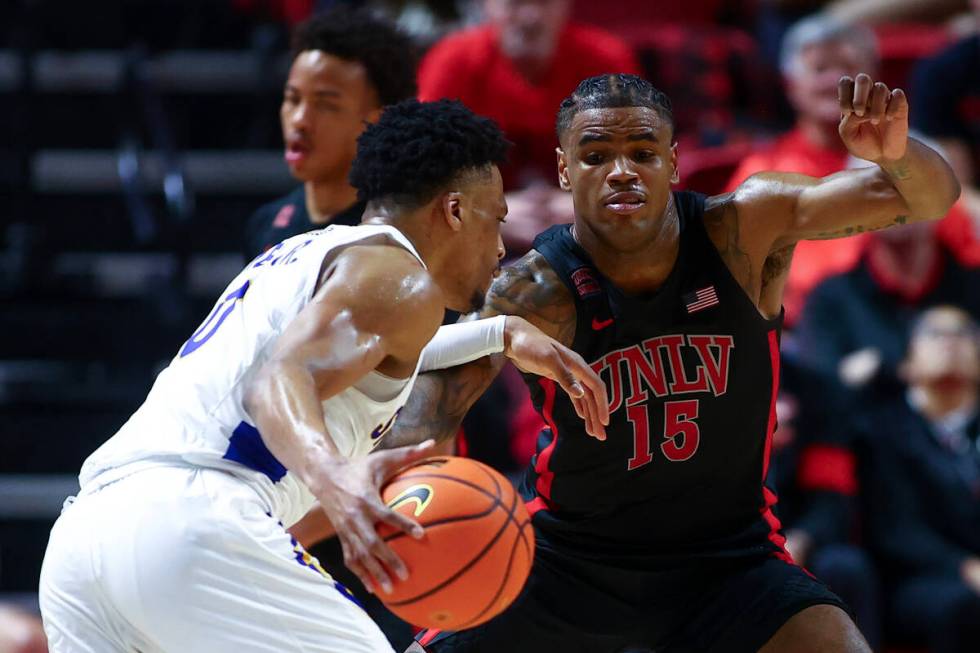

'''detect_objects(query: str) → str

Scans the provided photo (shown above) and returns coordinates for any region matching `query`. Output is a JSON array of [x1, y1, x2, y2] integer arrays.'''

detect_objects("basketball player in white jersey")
[[38, 99, 608, 653]]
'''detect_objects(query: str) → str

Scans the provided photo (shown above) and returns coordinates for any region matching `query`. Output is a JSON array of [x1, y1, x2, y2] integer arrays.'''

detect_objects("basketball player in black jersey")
[[390, 73, 960, 653]]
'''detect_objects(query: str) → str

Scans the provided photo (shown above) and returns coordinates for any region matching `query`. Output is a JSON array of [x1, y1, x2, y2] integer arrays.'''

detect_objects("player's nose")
[[606, 156, 639, 185]]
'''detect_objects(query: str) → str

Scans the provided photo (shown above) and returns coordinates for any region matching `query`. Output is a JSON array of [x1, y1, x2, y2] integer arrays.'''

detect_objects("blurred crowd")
[[2, 1, 980, 652]]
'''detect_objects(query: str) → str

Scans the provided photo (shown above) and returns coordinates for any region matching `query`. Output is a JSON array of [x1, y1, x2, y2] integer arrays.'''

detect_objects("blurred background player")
[[243, 7, 418, 260], [858, 306, 980, 653]]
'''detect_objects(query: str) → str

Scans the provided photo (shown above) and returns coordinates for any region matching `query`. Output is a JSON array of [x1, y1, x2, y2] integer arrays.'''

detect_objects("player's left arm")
[[732, 74, 961, 249]]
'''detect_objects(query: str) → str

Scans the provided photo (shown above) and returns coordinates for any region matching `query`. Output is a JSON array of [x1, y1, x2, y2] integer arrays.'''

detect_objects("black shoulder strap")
[[531, 225, 611, 349]]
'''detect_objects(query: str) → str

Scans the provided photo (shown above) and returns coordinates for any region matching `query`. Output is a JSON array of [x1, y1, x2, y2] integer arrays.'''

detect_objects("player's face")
[[787, 40, 876, 125], [280, 51, 380, 183], [451, 165, 508, 312], [906, 309, 980, 385], [558, 106, 678, 253]]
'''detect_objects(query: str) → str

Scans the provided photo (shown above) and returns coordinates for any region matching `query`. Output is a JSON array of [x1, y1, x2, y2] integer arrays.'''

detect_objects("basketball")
[[374, 456, 535, 630]]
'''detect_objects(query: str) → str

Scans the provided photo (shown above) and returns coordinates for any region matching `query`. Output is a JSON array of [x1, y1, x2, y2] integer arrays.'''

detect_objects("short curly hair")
[[350, 99, 510, 208], [291, 7, 418, 107], [556, 74, 674, 142]]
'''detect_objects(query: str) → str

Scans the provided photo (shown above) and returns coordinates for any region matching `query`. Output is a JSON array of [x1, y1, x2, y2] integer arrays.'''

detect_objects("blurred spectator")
[[826, 0, 971, 26], [417, 0, 641, 252], [858, 306, 980, 653], [796, 221, 980, 390], [242, 8, 419, 650], [243, 7, 418, 260], [726, 15, 878, 325], [912, 0, 980, 265], [0, 606, 46, 653], [768, 352, 881, 648]]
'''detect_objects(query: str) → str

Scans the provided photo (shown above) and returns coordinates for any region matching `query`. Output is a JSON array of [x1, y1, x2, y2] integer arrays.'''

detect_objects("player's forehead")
[[287, 50, 372, 96], [568, 106, 669, 144]]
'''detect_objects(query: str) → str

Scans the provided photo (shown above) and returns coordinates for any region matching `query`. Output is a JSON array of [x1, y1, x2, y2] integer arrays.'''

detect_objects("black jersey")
[[243, 186, 365, 261], [520, 191, 790, 566]]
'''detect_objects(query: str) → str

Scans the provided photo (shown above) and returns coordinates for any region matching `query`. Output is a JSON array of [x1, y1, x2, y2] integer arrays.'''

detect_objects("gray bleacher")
[[1, 32, 300, 593]]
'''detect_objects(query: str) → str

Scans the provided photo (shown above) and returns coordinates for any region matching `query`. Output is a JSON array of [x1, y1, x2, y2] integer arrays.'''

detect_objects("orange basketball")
[[375, 456, 535, 630]]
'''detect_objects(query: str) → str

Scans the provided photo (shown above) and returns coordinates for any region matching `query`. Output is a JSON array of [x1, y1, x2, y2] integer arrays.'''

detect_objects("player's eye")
[[584, 152, 605, 165], [635, 150, 655, 161]]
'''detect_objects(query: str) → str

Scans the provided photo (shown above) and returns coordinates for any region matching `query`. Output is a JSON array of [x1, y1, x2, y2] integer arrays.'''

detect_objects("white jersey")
[[79, 224, 424, 527]]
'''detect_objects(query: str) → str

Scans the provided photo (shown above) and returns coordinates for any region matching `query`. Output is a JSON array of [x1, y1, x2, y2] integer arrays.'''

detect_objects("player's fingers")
[[374, 501, 424, 540], [838, 76, 855, 115], [886, 88, 908, 120], [852, 73, 873, 117], [365, 511, 412, 581], [339, 535, 376, 594], [869, 82, 889, 124], [548, 346, 585, 400], [558, 348, 609, 427], [373, 440, 436, 481], [352, 519, 395, 593], [578, 392, 605, 441]]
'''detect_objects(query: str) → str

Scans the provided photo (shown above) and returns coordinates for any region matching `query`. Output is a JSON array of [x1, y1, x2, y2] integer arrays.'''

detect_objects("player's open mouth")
[[604, 191, 646, 215], [285, 141, 310, 164]]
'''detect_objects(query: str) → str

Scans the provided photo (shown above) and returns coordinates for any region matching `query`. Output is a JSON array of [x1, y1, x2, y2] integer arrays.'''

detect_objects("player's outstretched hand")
[[502, 316, 609, 440], [312, 439, 436, 594], [838, 73, 909, 163]]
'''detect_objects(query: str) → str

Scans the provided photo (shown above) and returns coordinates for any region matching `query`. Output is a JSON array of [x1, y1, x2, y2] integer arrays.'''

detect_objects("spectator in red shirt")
[[726, 15, 878, 325], [418, 0, 641, 252]]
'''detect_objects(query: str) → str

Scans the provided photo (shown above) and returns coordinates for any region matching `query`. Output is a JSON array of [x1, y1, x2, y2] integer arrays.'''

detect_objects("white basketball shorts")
[[39, 464, 394, 652]]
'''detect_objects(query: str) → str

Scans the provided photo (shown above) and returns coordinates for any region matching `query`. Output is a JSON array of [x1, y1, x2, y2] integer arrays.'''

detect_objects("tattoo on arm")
[[882, 160, 913, 181], [485, 253, 577, 346], [761, 244, 795, 293], [811, 214, 909, 240], [704, 195, 756, 293], [383, 252, 576, 449], [383, 356, 503, 448]]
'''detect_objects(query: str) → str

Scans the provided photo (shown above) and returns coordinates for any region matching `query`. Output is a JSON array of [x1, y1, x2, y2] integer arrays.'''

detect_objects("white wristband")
[[419, 315, 507, 372]]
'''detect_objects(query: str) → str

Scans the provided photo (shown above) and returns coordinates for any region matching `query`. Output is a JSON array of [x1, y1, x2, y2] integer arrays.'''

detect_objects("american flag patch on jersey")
[[683, 286, 719, 313]]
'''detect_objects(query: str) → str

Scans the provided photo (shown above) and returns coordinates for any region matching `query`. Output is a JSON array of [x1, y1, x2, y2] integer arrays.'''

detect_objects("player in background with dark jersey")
[[390, 73, 960, 653], [244, 8, 417, 260]]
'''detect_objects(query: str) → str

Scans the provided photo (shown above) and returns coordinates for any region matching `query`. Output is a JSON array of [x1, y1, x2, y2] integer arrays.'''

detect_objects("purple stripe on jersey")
[[223, 421, 287, 482]]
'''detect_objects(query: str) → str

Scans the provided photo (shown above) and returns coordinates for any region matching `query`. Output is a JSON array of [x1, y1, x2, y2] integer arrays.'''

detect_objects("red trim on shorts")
[[418, 629, 441, 647], [532, 379, 560, 510], [761, 329, 794, 565], [798, 444, 858, 495], [524, 496, 549, 518]]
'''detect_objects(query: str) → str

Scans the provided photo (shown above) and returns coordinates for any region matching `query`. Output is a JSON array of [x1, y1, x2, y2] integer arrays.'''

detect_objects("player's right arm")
[[243, 245, 443, 595], [385, 250, 603, 450]]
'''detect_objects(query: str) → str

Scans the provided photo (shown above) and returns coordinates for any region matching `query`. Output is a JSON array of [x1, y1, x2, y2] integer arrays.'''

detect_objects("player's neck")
[[572, 199, 681, 294], [362, 204, 443, 275], [797, 118, 846, 152], [305, 179, 360, 225]]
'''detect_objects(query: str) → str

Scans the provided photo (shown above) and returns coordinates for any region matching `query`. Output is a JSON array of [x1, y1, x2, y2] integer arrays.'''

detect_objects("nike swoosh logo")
[[592, 317, 614, 330]]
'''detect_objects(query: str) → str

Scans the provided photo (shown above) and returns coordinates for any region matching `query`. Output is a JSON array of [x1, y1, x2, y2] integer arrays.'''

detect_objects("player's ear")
[[670, 142, 679, 185], [557, 148, 571, 191], [442, 191, 464, 232]]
